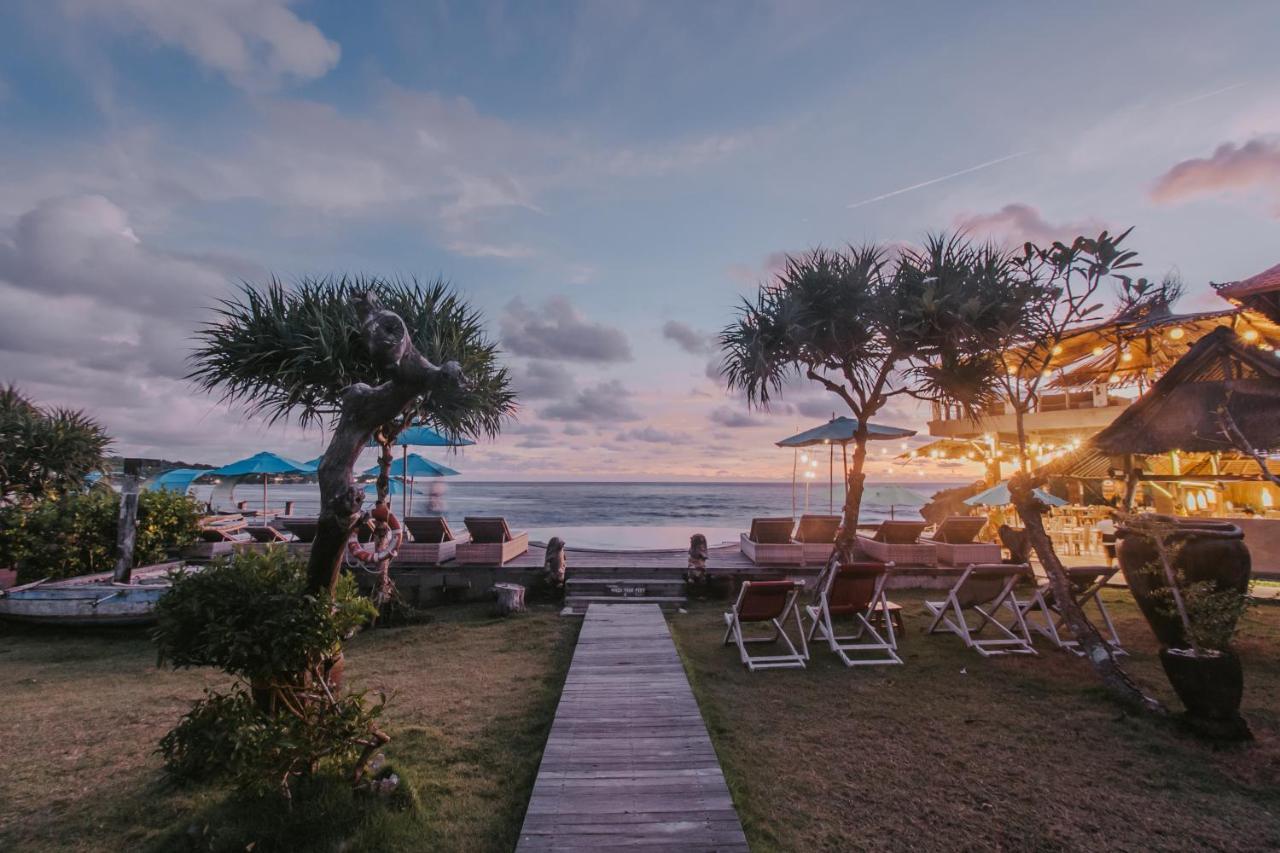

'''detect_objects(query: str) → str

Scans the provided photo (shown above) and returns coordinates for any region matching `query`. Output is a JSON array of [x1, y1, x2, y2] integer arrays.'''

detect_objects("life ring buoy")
[[347, 508, 403, 564]]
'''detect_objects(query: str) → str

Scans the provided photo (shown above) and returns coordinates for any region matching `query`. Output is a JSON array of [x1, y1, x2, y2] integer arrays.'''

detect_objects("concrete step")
[[562, 594, 687, 616]]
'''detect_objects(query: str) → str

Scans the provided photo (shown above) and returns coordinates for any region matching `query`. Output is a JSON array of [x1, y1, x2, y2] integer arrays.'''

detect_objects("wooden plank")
[[515, 604, 748, 852]]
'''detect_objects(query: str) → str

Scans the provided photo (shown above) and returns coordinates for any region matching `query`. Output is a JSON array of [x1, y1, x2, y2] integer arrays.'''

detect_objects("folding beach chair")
[[723, 580, 808, 671], [1010, 566, 1125, 655], [924, 563, 1036, 656], [245, 525, 296, 544], [804, 561, 902, 666]]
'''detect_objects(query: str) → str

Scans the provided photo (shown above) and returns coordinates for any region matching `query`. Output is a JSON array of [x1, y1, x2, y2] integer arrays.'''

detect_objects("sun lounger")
[[396, 516, 465, 565], [455, 517, 529, 565], [186, 516, 254, 558], [722, 580, 808, 671], [245, 525, 297, 544], [925, 563, 1036, 656], [739, 517, 803, 565], [805, 561, 902, 666], [856, 520, 936, 566], [278, 517, 319, 542], [1009, 565, 1124, 655], [792, 514, 842, 564], [925, 516, 1001, 566]]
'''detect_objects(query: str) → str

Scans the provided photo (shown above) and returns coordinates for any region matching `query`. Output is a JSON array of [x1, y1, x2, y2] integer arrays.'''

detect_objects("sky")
[[2, 0, 1280, 482]]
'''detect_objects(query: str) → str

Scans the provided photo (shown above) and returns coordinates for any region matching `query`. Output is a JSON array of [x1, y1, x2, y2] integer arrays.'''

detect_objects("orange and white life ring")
[[347, 507, 403, 564]]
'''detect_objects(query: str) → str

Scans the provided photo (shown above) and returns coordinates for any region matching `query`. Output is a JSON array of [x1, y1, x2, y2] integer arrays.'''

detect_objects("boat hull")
[[0, 585, 168, 626]]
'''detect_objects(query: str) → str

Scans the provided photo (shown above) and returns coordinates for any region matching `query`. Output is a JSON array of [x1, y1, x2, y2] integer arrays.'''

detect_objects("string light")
[[1052, 344, 1063, 355], [1121, 350, 1134, 363], [1092, 345, 1105, 356], [1243, 329, 1260, 342], [1168, 327, 1185, 340]]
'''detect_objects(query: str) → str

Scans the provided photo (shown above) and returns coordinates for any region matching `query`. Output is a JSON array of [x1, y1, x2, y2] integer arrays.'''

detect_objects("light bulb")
[[1052, 344, 1063, 355], [1168, 327, 1184, 341], [1121, 350, 1133, 363], [1244, 329, 1260, 342], [1092, 345, 1105, 356]]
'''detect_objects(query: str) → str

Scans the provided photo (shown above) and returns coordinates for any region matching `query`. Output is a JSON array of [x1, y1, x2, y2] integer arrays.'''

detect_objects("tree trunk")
[[494, 583, 526, 616], [305, 293, 465, 598], [1014, 406, 1029, 473], [1008, 472, 1166, 714]]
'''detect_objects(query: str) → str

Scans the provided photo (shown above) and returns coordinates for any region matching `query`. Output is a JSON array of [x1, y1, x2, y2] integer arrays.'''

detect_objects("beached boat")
[[0, 561, 192, 626]]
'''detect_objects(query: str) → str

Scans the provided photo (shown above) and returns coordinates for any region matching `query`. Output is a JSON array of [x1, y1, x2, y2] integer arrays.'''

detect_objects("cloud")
[[1151, 137, 1280, 211], [662, 320, 713, 355], [509, 360, 575, 400], [617, 426, 686, 443], [60, 0, 341, 89], [541, 380, 641, 423], [710, 406, 762, 428], [501, 296, 633, 362], [726, 250, 790, 285], [954, 203, 1104, 246]]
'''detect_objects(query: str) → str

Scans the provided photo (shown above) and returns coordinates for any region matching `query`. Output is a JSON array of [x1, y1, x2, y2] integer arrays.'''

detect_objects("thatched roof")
[[1214, 262, 1280, 324], [1090, 326, 1280, 455]]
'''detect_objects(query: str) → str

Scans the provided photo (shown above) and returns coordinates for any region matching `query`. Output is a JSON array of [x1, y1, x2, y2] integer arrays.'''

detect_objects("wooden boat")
[[0, 561, 193, 626]]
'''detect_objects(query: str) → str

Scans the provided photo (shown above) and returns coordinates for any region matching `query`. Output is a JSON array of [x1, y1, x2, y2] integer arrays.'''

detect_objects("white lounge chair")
[[925, 516, 1001, 566], [804, 561, 902, 667], [856, 520, 937, 566], [925, 563, 1036, 656], [723, 580, 808, 671], [792, 514, 842, 565], [739, 517, 804, 565]]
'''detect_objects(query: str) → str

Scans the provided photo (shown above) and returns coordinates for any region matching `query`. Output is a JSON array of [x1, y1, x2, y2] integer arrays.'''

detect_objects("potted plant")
[[1117, 514, 1253, 740]]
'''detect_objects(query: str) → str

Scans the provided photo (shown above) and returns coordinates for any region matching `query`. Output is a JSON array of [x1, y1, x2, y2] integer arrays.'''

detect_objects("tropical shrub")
[[0, 385, 110, 504], [153, 550, 385, 800], [1, 488, 200, 582]]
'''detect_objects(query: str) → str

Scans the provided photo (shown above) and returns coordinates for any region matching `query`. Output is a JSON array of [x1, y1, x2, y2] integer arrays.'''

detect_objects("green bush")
[[153, 550, 383, 801], [1, 488, 201, 582]]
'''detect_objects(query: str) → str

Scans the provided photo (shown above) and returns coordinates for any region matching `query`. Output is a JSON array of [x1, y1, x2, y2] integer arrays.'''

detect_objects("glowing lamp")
[[1052, 344, 1063, 355], [1168, 327, 1184, 341], [1121, 350, 1133, 363], [1092, 345, 1105, 356], [1243, 329, 1260, 342], [1107, 373, 1118, 383]]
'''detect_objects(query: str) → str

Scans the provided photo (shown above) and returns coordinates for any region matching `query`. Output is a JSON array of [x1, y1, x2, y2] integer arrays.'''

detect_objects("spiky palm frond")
[[188, 276, 515, 440]]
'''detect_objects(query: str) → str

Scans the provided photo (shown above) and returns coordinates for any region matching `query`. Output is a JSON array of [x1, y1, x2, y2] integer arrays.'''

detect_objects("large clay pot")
[[1116, 517, 1250, 649], [1117, 517, 1252, 740]]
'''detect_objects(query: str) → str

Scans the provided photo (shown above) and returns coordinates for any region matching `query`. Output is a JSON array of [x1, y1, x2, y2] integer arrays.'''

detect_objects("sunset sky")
[[2, 1, 1280, 481]]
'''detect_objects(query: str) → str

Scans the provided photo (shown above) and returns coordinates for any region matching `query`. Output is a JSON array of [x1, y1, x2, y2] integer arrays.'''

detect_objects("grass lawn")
[[671, 590, 1280, 852], [0, 603, 578, 852]]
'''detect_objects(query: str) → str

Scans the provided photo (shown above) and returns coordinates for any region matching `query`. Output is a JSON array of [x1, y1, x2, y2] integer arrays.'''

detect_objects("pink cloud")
[[954, 203, 1104, 247], [1151, 137, 1280, 210]]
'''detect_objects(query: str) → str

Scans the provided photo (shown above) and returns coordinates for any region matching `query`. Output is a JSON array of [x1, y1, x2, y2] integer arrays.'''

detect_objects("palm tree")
[[190, 276, 515, 598], [719, 237, 1006, 559]]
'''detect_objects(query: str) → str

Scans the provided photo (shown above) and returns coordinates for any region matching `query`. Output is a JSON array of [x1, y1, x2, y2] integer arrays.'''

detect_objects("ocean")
[[195, 480, 962, 550]]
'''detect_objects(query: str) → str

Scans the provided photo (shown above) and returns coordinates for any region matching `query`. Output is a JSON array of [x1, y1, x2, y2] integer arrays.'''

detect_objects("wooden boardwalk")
[[516, 604, 748, 852]]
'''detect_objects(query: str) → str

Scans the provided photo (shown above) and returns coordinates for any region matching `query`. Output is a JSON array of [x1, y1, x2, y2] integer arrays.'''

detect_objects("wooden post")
[[113, 458, 142, 584], [493, 583, 526, 615]]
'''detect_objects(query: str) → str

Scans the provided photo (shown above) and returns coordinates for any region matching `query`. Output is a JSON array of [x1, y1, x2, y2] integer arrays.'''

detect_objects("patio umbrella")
[[366, 426, 473, 516], [775, 417, 919, 515], [361, 454, 459, 516], [211, 452, 313, 516], [146, 468, 207, 495], [965, 480, 1067, 507], [861, 484, 929, 520]]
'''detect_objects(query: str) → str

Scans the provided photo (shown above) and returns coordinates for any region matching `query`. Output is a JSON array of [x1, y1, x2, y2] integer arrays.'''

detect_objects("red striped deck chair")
[[722, 580, 808, 671], [804, 561, 902, 666], [924, 563, 1036, 657], [1010, 565, 1124, 656]]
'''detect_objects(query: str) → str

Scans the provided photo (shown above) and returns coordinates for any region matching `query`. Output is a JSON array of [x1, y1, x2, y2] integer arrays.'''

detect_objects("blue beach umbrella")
[[862, 484, 929, 520], [776, 416, 919, 515], [366, 427, 471, 516], [965, 481, 1068, 507], [146, 468, 208, 495], [212, 452, 313, 515], [362, 454, 460, 516]]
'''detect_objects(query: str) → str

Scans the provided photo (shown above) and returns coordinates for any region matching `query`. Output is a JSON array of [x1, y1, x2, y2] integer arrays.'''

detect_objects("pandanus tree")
[[926, 231, 1168, 713], [190, 277, 515, 606], [719, 237, 1008, 562], [0, 385, 111, 505]]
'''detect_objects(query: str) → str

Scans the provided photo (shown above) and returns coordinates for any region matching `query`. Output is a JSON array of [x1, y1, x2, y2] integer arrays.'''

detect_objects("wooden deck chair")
[[804, 562, 902, 666], [926, 516, 1001, 566], [278, 517, 318, 542], [792, 514, 842, 564], [456, 517, 529, 565], [856, 520, 936, 566], [924, 563, 1036, 656], [397, 516, 464, 565], [739, 517, 804, 565], [722, 580, 808, 671], [245, 525, 296, 544], [1010, 566, 1125, 656]]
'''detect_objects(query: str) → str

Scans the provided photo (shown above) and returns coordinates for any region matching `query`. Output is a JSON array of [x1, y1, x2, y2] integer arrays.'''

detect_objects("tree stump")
[[493, 583, 526, 616]]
